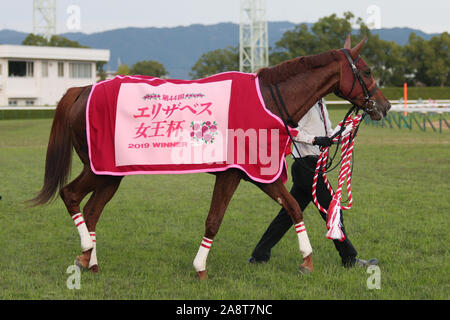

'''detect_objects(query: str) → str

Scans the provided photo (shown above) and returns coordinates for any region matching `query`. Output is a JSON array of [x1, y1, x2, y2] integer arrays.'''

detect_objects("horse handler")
[[249, 99, 378, 268]]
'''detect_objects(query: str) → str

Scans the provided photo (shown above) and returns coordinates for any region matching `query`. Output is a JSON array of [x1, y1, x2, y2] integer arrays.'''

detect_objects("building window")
[[42, 61, 49, 77], [8, 61, 34, 77], [69, 62, 92, 78], [26, 100, 35, 106], [58, 62, 64, 77], [27, 61, 34, 77], [8, 99, 18, 106]]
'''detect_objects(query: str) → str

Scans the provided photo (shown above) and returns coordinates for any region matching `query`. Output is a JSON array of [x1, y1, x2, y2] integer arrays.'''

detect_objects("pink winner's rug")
[[86, 72, 295, 183]]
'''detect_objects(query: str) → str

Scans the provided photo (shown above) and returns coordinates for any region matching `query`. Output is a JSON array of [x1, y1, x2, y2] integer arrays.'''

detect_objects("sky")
[[0, 0, 449, 35]]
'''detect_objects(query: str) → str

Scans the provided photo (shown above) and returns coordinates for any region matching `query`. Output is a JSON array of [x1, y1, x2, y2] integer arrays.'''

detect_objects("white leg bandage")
[[193, 237, 213, 272], [72, 213, 94, 252], [88, 232, 98, 268], [295, 222, 313, 258]]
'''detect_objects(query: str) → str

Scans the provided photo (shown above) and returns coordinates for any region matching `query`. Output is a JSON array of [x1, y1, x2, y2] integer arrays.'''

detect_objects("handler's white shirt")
[[292, 100, 334, 158]]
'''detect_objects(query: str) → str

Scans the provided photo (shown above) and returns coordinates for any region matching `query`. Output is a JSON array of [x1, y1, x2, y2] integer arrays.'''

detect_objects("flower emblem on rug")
[[190, 121, 218, 144]]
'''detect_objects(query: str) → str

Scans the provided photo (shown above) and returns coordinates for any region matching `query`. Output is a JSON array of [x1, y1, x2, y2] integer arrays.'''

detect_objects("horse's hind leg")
[[60, 167, 97, 254], [193, 170, 242, 279], [255, 178, 314, 274], [75, 175, 122, 272], [60, 167, 122, 272]]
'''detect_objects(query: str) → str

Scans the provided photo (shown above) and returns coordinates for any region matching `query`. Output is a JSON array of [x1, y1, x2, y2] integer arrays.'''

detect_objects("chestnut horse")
[[31, 37, 390, 279]]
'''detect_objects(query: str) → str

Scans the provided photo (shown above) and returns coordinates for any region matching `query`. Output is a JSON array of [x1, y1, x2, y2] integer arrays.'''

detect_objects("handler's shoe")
[[345, 258, 378, 268], [248, 256, 268, 264]]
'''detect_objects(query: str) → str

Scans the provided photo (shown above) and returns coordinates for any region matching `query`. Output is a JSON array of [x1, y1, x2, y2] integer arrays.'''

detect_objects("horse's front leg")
[[256, 178, 314, 274], [193, 169, 242, 280]]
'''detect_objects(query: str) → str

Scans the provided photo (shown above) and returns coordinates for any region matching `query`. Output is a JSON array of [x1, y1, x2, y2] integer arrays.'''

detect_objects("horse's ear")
[[344, 34, 351, 49], [350, 36, 367, 59]]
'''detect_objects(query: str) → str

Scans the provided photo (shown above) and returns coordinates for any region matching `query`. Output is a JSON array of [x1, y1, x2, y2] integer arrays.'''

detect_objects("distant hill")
[[369, 27, 438, 45], [0, 22, 441, 79]]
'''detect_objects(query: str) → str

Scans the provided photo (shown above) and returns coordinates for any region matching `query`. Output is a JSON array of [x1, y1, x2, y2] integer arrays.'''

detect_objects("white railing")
[[325, 99, 450, 105], [1, 100, 450, 112], [389, 104, 450, 113]]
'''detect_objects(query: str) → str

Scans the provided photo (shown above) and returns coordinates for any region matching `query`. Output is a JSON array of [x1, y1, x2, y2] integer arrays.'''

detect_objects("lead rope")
[[311, 114, 363, 241]]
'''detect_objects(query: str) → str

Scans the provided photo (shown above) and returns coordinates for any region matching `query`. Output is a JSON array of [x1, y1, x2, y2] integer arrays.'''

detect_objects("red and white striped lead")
[[311, 114, 362, 241]]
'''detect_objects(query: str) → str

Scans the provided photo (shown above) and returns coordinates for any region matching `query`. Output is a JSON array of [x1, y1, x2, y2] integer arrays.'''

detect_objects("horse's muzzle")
[[368, 100, 390, 120]]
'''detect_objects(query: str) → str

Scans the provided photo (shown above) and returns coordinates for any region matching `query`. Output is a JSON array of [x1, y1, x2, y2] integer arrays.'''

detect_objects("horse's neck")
[[262, 61, 340, 124]]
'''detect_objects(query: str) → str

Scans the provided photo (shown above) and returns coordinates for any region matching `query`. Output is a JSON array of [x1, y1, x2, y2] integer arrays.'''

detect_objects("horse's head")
[[336, 35, 391, 120]]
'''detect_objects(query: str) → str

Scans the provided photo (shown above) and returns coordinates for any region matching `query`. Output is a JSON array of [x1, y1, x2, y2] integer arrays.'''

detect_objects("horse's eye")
[[364, 69, 372, 77]]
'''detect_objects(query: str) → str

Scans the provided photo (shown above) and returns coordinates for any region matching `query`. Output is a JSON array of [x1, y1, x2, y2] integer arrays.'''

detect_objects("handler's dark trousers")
[[251, 156, 358, 266]]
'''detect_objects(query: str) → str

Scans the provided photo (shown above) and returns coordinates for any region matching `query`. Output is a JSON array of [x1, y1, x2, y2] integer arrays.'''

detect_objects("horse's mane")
[[257, 50, 341, 85]]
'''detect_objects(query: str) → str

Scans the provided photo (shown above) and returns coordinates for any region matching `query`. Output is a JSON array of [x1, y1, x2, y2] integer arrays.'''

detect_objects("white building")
[[0, 45, 110, 106]]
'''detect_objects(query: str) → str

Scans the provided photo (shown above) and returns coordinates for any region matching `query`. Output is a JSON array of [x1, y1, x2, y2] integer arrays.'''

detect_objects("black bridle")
[[334, 48, 378, 114]]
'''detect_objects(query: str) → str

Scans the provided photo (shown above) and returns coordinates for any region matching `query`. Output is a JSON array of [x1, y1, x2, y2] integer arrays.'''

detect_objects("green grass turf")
[[0, 110, 448, 300]]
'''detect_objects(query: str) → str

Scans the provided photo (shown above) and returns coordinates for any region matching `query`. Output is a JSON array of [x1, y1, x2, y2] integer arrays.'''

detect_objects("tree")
[[189, 46, 239, 79], [268, 12, 420, 87], [310, 11, 356, 52], [269, 12, 355, 66], [404, 33, 428, 85], [404, 32, 450, 86], [130, 60, 168, 77], [268, 23, 317, 64], [22, 34, 49, 46], [116, 64, 131, 75], [22, 33, 107, 81], [422, 32, 449, 87], [357, 23, 408, 86], [48, 35, 89, 48], [96, 61, 107, 81], [22, 34, 88, 48]]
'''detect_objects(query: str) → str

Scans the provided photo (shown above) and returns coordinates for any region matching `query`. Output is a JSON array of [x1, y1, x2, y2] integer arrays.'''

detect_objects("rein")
[[268, 84, 298, 128]]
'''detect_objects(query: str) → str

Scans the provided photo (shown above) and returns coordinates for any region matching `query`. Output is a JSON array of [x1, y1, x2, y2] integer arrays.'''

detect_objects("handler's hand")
[[313, 136, 333, 147]]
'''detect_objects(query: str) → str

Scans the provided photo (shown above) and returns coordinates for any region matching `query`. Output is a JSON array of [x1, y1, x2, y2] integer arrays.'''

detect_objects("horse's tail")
[[29, 87, 85, 206]]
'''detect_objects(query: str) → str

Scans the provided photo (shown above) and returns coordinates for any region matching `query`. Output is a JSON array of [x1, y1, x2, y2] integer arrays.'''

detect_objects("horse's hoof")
[[299, 265, 313, 275], [75, 256, 89, 269], [299, 253, 314, 275], [89, 265, 99, 273], [196, 270, 208, 280]]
